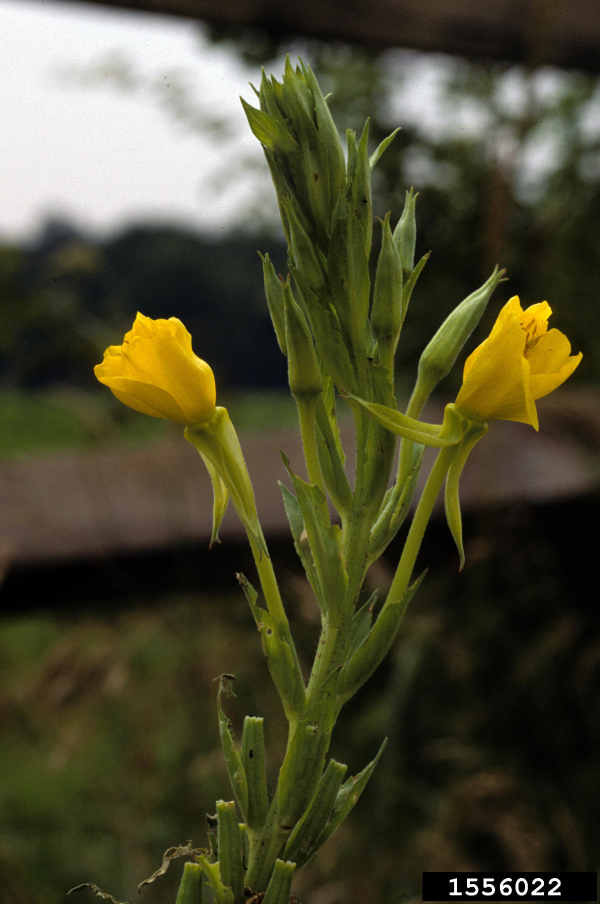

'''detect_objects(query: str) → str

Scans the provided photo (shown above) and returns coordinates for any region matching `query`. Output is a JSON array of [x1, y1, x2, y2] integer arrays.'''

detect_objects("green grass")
[[0, 389, 303, 459]]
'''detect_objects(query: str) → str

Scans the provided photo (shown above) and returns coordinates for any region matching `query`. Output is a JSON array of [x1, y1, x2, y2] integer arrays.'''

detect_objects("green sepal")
[[393, 188, 418, 277], [336, 572, 427, 705], [217, 801, 245, 904], [277, 669, 339, 828], [262, 859, 296, 904], [284, 759, 347, 866], [401, 251, 430, 323], [445, 420, 488, 570], [303, 739, 387, 864], [238, 574, 306, 722], [240, 97, 298, 155], [343, 395, 465, 448], [195, 449, 229, 548], [241, 717, 269, 833], [176, 862, 203, 904], [217, 677, 249, 820], [283, 280, 322, 401], [315, 395, 352, 514], [279, 483, 322, 603], [197, 857, 234, 904], [368, 445, 425, 560], [372, 212, 403, 375], [185, 408, 267, 557], [260, 253, 287, 356], [281, 452, 348, 615]]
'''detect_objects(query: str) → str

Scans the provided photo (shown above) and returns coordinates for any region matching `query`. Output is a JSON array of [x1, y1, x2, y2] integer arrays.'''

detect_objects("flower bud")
[[175, 862, 203, 904], [393, 188, 418, 277], [283, 281, 322, 400], [416, 267, 505, 400], [372, 213, 403, 373], [94, 313, 216, 427]]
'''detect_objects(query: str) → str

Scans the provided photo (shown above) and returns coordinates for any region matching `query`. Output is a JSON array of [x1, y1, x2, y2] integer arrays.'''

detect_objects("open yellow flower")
[[95, 313, 216, 426], [455, 296, 582, 430]]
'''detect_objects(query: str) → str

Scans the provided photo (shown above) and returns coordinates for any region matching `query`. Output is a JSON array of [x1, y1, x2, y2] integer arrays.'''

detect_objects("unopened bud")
[[372, 213, 403, 373], [283, 281, 322, 400], [417, 267, 505, 398], [393, 188, 418, 276]]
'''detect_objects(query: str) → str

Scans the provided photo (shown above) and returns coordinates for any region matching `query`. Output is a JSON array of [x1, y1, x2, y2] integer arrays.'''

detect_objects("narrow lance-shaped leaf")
[[262, 859, 296, 904], [197, 857, 234, 904], [176, 863, 204, 904], [260, 253, 287, 355], [369, 127, 400, 170], [240, 97, 298, 155], [217, 801, 245, 904], [284, 759, 347, 866], [217, 676, 248, 819], [278, 669, 339, 828], [238, 574, 306, 721], [315, 395, 352, 514], [279, 483, 323, 604], [302, 739, 387, 865], [197, 450, 229, 548], [241, 717, 269, 832], [336, 572, 427, 706]]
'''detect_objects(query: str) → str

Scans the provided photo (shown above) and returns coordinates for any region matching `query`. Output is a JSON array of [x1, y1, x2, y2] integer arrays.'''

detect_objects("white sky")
[[0, 0, 271, 242], [0, 0, 586, 244]]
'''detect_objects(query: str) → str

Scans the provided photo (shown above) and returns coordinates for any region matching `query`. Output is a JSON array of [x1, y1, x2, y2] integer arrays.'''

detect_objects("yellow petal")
[[456, 304, 539, 428], [530, 350, 582, 400], [462, 296, 523, 381], [97, 375, 189, 423]]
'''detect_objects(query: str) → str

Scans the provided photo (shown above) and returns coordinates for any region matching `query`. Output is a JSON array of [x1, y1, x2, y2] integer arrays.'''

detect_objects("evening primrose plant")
[[84, 59, 581, 904]]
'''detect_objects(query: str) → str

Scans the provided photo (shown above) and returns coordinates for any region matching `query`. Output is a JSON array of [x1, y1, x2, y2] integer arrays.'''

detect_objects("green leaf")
[[197, 857, 235, 904], [262, 859, 296, 904], [217, 677, 248, 819], [176, 863, 203, 904], [238, 574, 306, 721], [337, 572, 427, 705], [284, 759, 347, 866], [240, 98, 298, 154], [401, 251, 430, 323], [279, 483, 322, 605], [369, 128, 400, 169], [217, 801, 245, 904], [368, 444, 425, 559], [241, 717, 269, 833], [260, 252, 287, 356], [303, 739, 387, 864], [277, 669, 339, 827], [346, 592, 376, 661], [281, 453, 348, 615], [315, 395, 352, 513]]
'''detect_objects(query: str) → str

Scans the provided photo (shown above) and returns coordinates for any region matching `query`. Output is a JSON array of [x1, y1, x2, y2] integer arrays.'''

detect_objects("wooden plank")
[[66, 0, 600, 72], [0, 389, 598, 568]]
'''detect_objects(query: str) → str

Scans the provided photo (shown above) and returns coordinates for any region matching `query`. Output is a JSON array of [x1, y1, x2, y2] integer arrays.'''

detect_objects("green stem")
[[396, 378, 430, 489], [249, 533, 305, 729], [387, 444, 456, 605], [295, 394, 325, 494]]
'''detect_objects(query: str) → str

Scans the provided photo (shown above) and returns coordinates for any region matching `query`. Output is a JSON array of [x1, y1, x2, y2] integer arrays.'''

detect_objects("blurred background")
[[1, 0, 600, 901]]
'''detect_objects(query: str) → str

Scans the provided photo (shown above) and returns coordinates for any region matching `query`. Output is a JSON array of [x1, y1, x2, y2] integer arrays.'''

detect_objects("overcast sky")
[[0, 0, 273, 243]]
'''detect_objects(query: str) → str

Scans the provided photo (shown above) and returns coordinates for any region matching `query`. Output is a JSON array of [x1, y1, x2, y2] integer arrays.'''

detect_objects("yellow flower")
[[455, 296, 582, 430], [95, 313, 216, 426]]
